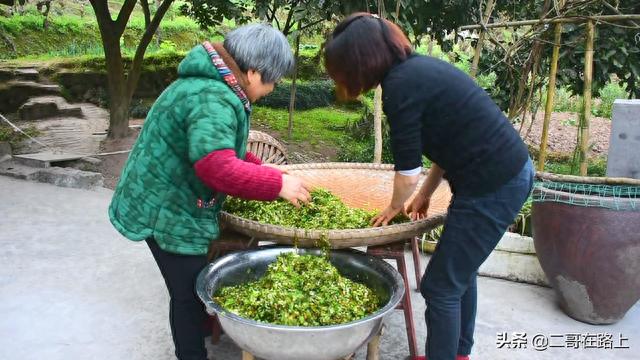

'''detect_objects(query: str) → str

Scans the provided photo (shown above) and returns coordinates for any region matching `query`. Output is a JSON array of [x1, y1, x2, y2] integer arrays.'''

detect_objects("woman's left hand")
[[371, 204, 405, 227]]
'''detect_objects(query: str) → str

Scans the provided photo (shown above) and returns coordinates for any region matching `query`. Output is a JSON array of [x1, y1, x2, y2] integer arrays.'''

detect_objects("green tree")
[[89, 0, 173, 139]]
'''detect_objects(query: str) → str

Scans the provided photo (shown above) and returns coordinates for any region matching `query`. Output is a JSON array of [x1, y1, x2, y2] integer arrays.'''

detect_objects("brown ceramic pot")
[[532, 185, 640, 324]]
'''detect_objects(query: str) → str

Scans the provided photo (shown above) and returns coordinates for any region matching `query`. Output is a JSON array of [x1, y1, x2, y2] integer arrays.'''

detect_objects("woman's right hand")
[[406, 195, 430, 221], [279, 174, 311, 207]]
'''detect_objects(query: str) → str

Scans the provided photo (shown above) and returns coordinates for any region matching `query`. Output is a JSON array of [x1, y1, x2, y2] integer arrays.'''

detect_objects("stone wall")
[[479, 232, 550, 287]]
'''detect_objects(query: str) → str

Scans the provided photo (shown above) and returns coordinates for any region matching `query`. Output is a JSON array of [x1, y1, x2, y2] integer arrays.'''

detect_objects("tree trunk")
[[155, 0, 162, 46], [104, 38, 131, 139], [469, 0, 495, 79], [287, 26, 301, 139], [373, 85, 383, 164], [578, 20, 595, 176], [108, 93, 132, 139]]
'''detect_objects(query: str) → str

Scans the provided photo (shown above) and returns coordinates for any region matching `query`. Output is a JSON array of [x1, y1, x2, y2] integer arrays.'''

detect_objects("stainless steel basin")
[[196, 246, 405, 360]]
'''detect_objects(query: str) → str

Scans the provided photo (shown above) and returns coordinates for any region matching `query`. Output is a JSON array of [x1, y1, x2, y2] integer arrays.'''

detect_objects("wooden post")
[[287, 24, 302, 139], [373, 86, 383, 164], [578, 20, 595, 175], [538, 23, 563, 171], [469, 0, 495, 79], [373, 0, 385, 164]]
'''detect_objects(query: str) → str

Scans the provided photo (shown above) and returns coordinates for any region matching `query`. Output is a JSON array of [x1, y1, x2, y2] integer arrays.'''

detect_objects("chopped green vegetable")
[[214, 252, 381, 326], [224, 188, 407, 229]]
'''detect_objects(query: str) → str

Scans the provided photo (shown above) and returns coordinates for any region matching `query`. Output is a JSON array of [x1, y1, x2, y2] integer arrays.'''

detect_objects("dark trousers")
[[420, 159, 534, 360], [147, 238, 209, 360]]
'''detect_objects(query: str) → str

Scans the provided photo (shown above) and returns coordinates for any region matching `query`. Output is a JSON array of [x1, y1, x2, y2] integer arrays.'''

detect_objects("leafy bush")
[[0, 11, 216, 60], [510, 197, 532, 236], [336, 108, 395, 163], [257, 80, 334, 110], [296, 52, 326, 81], [595, 81, 627, 118], [130, 99, 154, 118]]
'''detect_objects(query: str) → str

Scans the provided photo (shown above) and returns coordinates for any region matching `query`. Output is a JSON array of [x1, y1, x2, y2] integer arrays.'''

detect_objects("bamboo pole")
[[536, 171, 640, 186], [459, 14, 640, 30], [372, 0, 385, 164], [537, 22, 563, 171], [578, 20, 595, 176], [469, 0, 495, 79]]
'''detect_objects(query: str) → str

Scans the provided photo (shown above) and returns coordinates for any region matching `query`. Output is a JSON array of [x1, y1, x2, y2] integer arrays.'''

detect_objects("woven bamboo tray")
[[219, 163, 452, 248]]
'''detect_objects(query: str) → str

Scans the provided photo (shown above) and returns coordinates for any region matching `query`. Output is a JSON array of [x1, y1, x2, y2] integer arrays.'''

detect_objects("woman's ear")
[[246, 69, 259, 85]]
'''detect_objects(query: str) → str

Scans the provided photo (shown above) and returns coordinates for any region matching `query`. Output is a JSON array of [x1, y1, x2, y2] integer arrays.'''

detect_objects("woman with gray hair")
[[108, 24, 310, 359]]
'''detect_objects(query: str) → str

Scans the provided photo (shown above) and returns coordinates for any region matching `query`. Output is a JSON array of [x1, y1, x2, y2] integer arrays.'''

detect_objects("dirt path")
[[521, 111, 611, 157]]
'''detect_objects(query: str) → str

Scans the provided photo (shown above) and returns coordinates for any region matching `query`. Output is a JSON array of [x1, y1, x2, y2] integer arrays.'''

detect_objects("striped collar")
[[202, 41, 252, 114]]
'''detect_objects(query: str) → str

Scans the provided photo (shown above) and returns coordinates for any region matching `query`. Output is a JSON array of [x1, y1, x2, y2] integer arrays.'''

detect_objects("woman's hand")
[[371, 204, 405, 227], [279, 174, 311, 207], [406, 195, 430, 221]]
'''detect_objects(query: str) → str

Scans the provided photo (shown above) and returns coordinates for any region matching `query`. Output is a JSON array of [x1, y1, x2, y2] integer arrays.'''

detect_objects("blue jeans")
[[420, 159, 534, 360]]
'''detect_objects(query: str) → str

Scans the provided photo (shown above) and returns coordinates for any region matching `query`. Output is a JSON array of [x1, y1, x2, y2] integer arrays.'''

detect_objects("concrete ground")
[[0, 176, 638, 360]]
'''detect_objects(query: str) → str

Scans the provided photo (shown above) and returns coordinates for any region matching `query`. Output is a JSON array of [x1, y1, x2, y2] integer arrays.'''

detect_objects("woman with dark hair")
[[325, 13, 534, 360]]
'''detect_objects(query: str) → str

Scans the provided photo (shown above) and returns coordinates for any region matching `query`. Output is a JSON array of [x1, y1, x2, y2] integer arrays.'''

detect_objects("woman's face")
[[245, 70, 275, 103]]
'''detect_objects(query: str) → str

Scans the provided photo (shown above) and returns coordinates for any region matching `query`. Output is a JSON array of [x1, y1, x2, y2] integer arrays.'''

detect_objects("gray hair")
[[224, 23, 294, 84]]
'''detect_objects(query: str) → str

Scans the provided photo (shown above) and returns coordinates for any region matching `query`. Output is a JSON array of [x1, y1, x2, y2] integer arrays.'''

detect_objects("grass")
[[0, 6, 221, 60], [47, 49, 186, 73], [0, 124, 40, 148], [537, 156, 607, 177], [251, 105, 360, 149]]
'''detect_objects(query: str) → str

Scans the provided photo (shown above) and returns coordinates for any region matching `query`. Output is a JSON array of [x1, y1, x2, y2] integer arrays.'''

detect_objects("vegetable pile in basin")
[[214, 252, 381, 326]]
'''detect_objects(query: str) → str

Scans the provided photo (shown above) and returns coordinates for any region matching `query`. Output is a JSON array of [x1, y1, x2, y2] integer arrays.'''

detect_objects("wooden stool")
[[207, 229, 260, 344], [366, 240, 419, 359]]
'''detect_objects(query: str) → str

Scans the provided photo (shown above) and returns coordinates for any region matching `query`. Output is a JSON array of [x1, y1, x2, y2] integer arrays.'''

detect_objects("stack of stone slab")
[[606, 100, 640, 179]]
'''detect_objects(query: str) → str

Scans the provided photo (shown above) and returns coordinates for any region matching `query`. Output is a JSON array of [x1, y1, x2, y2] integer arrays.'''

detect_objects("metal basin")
[[196, 246, 405, 360]]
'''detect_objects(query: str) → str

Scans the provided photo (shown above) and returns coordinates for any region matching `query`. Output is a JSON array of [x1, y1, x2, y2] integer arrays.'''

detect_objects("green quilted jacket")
[[109, 45, 249, 255]]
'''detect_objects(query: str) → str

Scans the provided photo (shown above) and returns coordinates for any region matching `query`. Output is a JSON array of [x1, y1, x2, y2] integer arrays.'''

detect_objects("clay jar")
[[532, 185, 640, 324]]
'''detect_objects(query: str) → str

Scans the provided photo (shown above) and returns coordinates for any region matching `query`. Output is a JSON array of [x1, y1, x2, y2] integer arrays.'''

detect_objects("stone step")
[[13, 151, 88, 168], [0, 160, 103, 189], [0, 141, 11, 162], [0, 67, 39, 82], [18, 95, 84, 121], [0, 81, 61, 114]]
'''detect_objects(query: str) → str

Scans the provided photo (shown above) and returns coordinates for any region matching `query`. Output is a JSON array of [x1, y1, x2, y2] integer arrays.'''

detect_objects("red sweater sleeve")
[[194, 149, 282, 201], [245, 151, 262, 165]]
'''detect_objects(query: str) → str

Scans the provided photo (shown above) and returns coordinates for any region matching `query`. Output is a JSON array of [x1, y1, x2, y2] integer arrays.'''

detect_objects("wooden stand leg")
[[397, 256, 418, 359], [242, 350, 255, 360], [411, 236, 423, 291], [366, 325, 385, 360]]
